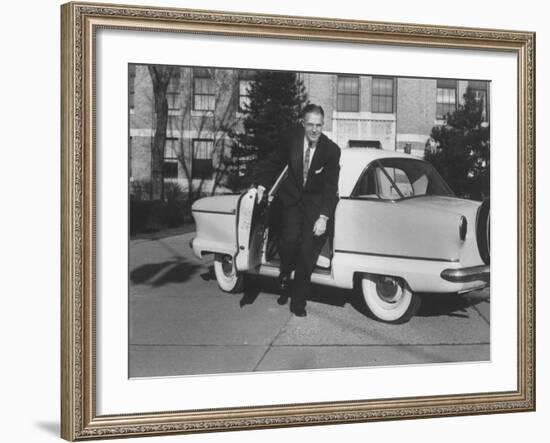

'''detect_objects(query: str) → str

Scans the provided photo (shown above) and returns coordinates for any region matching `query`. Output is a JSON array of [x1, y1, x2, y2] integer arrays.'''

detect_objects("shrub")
[[164, 181, 184, 202], [425, 87, 490, 201], [130, 179, 153, 201], [130, 200, 186, 235]]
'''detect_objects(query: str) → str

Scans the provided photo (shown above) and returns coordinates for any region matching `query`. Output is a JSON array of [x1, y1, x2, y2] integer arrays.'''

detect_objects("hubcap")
[[375, 276, 403, 304], [221, 256, 235, 276]]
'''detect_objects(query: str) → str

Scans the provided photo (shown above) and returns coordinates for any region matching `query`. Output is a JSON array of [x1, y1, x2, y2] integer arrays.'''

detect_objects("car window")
[[354, 165, 412, 199], [352, 158, 455, 200], [378, 167, 414, 198], [355, 167, 378, 198]]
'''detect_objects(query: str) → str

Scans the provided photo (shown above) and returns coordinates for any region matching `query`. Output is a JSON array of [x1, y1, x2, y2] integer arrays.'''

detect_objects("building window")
[[469, 80, 489, 122], [164, 137, 179, 179], [337, 75, 359, 112], [239, 79, 253, 112], [372, 77, 394, 113], [236, 70, 255, 113], [129, 64, 136, 110], [168, 114, 179, 129], [436, 79, 457, 120], [192, 139, 214, 179], [193, 68, 215, 111], [167, 70, 181, 111]]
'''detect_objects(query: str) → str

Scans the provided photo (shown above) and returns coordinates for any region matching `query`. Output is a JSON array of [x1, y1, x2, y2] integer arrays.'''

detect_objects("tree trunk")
[[148, 66, 174, 201]]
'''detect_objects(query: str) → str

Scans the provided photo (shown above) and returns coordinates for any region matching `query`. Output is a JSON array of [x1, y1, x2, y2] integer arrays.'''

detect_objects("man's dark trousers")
[[279, 202, 326, 311]]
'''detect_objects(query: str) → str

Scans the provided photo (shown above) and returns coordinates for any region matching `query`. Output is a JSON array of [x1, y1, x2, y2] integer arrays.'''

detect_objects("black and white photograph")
[[128, 64, 491, 378]]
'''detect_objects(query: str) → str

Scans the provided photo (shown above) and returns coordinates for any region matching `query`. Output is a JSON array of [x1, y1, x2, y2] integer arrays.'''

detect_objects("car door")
[[234, 166, 288, 272]]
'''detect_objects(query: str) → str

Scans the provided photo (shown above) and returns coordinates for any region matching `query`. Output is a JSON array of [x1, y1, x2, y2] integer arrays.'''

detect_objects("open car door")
[[234, 166, 288, 272]]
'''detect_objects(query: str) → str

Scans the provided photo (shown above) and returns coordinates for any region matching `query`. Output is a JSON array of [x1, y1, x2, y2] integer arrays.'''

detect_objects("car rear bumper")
[[440, 265, 490, 283]]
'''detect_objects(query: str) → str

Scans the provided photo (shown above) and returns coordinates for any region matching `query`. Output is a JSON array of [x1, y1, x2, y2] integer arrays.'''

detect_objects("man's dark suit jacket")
[[255, 127, 341, 221]]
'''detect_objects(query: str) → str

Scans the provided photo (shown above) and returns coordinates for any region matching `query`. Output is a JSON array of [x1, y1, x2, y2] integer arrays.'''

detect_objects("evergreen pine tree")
[[225, 71, 308, 191], [425, 87, 490, 200]]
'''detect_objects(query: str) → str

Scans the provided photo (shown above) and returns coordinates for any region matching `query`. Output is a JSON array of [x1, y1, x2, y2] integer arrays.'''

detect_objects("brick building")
[[129, 65, 489, 196]]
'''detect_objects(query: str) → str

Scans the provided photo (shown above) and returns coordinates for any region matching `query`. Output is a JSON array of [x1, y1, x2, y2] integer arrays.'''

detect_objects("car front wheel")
[[213, 254, 244, 293], [361, 274, 421, 323]]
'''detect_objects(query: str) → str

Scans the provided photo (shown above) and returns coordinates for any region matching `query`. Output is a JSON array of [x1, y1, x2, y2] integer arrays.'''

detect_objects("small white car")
[[190, 149, 490, 323]]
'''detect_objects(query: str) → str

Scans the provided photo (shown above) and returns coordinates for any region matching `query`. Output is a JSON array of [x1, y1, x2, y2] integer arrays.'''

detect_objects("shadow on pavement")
[[236, 275, 490, 321], [239, 275, 263, 307], [417, 292, 489, 319], [240, 275, 366, 312], [200, 265, 216, 282], [130, 258, 200, 287]]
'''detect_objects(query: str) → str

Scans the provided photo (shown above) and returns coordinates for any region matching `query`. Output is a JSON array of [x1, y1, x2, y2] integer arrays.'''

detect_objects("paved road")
[[129, 233, 490, 377]]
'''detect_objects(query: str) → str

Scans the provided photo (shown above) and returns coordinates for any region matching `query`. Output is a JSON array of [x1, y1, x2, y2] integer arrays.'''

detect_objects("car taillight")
[[459, 216, 467, 241]]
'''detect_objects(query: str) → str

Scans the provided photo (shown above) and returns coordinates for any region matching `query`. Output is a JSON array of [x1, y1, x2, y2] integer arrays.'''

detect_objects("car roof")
[[338, 148, 424, 197]]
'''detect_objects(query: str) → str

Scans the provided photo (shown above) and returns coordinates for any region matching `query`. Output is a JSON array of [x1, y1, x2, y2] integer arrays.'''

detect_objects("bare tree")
[[148, 65, 177, 200], [168, 68, 242, 202]]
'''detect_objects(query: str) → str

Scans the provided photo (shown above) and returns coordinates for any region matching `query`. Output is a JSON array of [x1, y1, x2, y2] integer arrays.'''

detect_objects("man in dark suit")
[[255, 104, 341, 317]]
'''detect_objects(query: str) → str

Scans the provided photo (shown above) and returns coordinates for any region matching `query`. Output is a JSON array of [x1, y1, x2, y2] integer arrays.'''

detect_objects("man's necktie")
[[303, 141, 313, 186]]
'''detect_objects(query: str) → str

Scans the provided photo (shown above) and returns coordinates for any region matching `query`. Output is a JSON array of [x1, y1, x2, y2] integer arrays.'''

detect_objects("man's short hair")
[[302, 104, 325, 119]]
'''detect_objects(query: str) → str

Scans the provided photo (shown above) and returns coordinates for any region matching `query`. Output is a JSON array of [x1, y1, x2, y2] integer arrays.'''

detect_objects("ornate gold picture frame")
[[61, 1, 535, 440]]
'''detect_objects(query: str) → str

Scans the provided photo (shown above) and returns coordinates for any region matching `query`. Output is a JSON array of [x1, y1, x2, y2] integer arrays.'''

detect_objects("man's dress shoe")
[[277, 294, 289, 305], [277, 273, 290, 305], [291, 305, 307, 317]]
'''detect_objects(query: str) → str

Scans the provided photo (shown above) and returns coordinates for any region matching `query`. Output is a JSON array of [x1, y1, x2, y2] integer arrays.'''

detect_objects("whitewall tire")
[[214, 254, 244, 293], [361, 274, 421, 323]]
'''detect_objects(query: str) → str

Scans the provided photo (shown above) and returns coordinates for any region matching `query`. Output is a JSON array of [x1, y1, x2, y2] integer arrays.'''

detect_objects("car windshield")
[[353, 157, 455, 200]]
